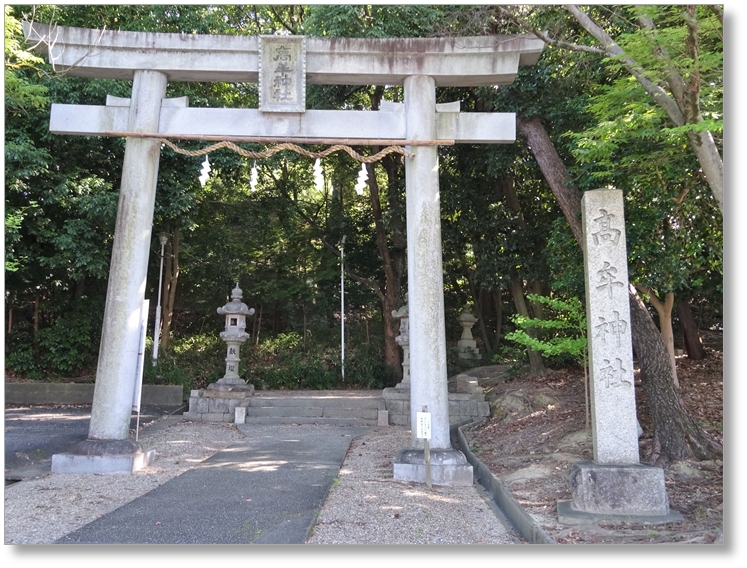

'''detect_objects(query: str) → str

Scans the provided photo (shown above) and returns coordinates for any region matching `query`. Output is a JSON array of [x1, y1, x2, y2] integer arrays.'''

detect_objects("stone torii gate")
[[25, 23, 544, 482]]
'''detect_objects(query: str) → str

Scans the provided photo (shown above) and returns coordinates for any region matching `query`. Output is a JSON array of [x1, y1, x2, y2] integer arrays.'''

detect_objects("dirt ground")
[[463, 349, 724, 544]]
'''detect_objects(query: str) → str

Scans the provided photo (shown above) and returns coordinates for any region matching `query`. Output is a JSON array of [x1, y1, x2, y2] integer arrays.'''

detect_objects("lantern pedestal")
[[184, 383, 255, 423]]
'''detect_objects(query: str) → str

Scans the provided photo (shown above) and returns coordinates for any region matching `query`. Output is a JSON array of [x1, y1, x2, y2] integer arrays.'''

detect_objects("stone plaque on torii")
[[25, 23, 544, 482]]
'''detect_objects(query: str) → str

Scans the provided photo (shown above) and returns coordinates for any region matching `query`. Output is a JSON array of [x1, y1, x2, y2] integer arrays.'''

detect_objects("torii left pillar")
[[51, 71, 168, 474]]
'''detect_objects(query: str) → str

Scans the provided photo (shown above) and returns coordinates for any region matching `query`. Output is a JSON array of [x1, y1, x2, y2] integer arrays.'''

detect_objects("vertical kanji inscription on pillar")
[[582, 189, 640, 466]]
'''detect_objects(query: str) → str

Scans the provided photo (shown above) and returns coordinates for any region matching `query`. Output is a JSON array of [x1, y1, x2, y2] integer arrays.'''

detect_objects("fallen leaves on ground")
[[465, 349, 723, 544]]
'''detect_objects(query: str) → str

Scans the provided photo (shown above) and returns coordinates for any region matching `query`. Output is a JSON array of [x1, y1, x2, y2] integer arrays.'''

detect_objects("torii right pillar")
[[393, 75, 473, 485]]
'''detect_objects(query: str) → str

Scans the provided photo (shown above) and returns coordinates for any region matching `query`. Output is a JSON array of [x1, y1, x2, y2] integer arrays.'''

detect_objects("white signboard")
[[132, 299, 149, 412], [416, 411, 431, 440]]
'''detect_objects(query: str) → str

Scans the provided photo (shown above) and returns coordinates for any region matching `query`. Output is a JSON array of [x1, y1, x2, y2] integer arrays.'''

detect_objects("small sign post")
[[417, 407, 432, 488]]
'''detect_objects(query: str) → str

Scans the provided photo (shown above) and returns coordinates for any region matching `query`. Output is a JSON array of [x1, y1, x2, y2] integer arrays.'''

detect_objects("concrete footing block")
[[558, 460, 682, 524], [393, 448, 473, 486], [377, 410, 389, 426], [51, 449, 154, 474]]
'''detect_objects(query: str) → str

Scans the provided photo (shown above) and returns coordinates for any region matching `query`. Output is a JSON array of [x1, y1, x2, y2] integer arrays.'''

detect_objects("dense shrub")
[[5, 296, 103, 380]]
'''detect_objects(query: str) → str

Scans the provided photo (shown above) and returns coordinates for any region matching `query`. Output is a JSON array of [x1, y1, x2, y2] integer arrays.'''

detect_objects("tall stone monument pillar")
[[393, 75, 473, 486], [558, 188, 679, 523]]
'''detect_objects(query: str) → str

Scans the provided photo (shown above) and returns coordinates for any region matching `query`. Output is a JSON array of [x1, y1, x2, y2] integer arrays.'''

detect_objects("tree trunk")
[[364, 85, 405, 383], [254, 305, 263, 346], [302, 301, 307, 346], [629, 287, 722, 464], [677, 299, 706, 360], [160, 229, 180, 348], [467, 274, 493, 354], [528, 280, 547, 320], [33, 292, 40, 362], [6, 301, 12, 336], [366, 158, 402, 383], [517, 115, 721, 462], [509, 273, 546, 376], [492, 290, 503, 351], [636, 286, 679, 389], [500, 174, 549, 322], [478, 287, 497, 354]]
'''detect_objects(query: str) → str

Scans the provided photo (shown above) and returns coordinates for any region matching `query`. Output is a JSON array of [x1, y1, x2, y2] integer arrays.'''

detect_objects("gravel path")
[[4, 418, 521, 545], [307, 426, 521, 545]]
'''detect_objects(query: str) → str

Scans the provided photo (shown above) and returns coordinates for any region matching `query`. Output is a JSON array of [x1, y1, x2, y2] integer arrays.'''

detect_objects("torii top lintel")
[[24, 23, 545, 87]]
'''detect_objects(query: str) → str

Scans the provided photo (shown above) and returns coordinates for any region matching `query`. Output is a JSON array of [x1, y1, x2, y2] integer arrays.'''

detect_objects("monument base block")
[[393, 448, 473, 486], [558, 460, 682, 524], [51, 438, 154, 474]]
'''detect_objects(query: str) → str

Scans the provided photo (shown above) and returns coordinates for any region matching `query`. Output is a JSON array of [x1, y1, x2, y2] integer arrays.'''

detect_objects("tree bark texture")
[[160, 228, 180, 348], [33, 292, 40, 362], [366, 159, 403, 383], [6, 302, 12, 336], [629, 287, 722, 464], [492, 290, 503, 352], [516, 119, 584, 244], [476, 288, 494, 354], [677, 299, 706, 360], [517, 115, 721, 462], [500, 173, 546, 375], [635, 286, 679, 388], [362, 86, 406, 384]]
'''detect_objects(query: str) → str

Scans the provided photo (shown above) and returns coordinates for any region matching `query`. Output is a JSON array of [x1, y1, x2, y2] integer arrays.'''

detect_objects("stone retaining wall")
[[5, 383, 184, 407], [383, 387, 490, 427]]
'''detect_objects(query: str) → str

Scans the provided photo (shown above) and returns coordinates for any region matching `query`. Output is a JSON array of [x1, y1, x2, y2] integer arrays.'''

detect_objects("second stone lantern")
[[216, 282, 255, 387], [184, 282, 256, 423]]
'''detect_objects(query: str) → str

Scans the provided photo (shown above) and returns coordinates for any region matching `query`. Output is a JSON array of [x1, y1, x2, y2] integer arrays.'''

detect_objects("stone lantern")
[[216, 283, 255, 384], [391, 294, 410, 389], [457, 306, 480, 360], [184, 282, 256, 423]]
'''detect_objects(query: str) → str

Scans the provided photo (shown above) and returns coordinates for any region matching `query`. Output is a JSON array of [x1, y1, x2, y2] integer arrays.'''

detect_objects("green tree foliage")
[[503, 293, 589, 429], [4, 5, 722, 402], [497, 4, 723, 212], [504, 294, 587, 365]]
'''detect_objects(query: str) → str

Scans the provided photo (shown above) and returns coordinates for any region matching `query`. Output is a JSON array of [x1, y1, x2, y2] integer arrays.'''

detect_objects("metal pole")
[[152, 232, 169, 365], [341, 235, 346, 381]]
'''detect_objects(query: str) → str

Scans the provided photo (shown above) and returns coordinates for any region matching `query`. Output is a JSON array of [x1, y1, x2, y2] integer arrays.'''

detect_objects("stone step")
[[247, 396, 384, 410], [236, 390, 386, 425], [242, 416, 378, 426], [246, 406, 379, 420]]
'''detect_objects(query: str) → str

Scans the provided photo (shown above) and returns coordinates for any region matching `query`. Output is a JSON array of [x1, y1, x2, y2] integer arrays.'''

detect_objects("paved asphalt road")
[[4, 404, 183, 479], [54, 424, 370, 544]]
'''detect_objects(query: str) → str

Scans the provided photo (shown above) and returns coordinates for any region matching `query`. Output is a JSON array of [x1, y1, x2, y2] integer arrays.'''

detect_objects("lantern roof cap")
[[217, 282, 253, 316]]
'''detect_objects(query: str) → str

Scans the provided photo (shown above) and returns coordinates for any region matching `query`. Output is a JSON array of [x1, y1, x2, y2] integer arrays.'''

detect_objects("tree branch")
[[493, 5, 606, 55], [563, 4, 688, 127]]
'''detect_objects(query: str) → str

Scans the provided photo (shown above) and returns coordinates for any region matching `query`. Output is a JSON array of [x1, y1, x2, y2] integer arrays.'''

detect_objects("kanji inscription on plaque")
[[259, 35, 306, 113]]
